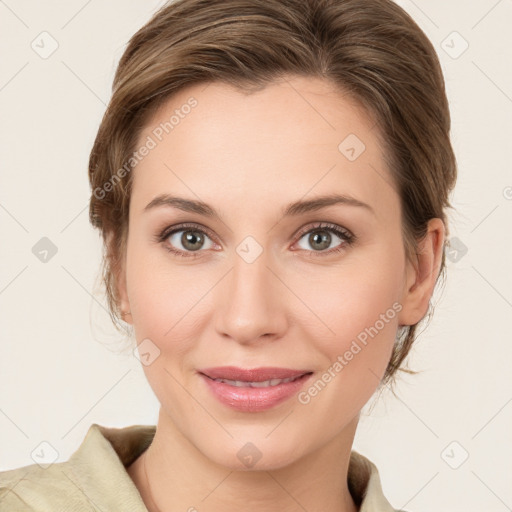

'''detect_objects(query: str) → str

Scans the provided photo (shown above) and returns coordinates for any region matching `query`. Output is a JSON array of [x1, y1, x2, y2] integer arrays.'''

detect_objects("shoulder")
[[0, 459, 95, 511], [0, 423, 155, 511]]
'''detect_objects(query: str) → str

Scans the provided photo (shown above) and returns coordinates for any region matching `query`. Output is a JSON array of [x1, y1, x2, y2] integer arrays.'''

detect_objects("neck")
[[128, 408, 360, 512]]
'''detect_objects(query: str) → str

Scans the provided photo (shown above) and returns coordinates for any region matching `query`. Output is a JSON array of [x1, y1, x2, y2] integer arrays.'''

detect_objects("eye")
[[155, 221, 355, 259], [156, 223, 217, 258], [294, 222, 355, 257]]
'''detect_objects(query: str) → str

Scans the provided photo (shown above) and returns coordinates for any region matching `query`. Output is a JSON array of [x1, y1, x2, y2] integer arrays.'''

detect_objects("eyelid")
[[293, 222, 353, 241], [158, 222, 219, 245]]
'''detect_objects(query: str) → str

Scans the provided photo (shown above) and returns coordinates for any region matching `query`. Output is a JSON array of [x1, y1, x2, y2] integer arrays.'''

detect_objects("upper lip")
[[198, 366, 313, 382]]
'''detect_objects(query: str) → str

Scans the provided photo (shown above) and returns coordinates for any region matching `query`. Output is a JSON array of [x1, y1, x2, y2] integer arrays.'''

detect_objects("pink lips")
[[198, 366, 313, 412]]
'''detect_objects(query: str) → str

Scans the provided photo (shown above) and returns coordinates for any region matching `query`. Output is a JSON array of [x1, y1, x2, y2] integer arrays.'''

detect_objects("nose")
[[213, 247, 288, 346]]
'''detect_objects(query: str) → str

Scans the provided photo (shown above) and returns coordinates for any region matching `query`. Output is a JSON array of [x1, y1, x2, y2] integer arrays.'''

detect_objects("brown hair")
[[88, 0, 457, 387]]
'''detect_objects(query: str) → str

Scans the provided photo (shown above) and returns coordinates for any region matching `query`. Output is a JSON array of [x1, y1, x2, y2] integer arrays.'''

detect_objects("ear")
[[106, 230, 132, 325], [398, 218, 445, 326]]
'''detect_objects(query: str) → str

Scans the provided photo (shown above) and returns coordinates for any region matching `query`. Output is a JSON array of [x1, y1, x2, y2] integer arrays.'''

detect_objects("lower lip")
[[199, 372, 313, 412]]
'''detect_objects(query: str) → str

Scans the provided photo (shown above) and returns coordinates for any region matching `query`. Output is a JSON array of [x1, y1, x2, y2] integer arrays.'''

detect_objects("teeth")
[[212, 375, 301, 387]]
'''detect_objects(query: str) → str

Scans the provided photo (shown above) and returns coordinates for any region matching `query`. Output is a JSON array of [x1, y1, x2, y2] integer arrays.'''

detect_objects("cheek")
[[125, 245, 200, 411], [124, 240, 199, 348], [294, 268, 402, 418], [287, 252, 404, 392]]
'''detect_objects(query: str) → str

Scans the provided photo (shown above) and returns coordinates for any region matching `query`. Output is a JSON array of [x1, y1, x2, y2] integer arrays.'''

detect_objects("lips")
[[198, 366, 312, 382], [198, 366, 314, 412]]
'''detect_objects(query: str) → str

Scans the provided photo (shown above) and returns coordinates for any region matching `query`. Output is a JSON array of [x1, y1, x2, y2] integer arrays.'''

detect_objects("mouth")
[[197, 366, 314, 412], [201, 373, 312, 388], [198, 366, 313, 385]]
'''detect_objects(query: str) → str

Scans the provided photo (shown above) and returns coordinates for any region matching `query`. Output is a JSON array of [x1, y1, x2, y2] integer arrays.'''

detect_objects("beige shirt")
[[0, 423, 404, 511]]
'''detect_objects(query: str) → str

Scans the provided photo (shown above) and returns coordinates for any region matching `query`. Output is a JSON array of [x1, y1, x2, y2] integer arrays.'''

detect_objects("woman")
[[0, 0, 456, 510]]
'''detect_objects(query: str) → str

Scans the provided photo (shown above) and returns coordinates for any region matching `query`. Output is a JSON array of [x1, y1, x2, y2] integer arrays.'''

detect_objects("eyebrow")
[[143, 193, 375, 218]]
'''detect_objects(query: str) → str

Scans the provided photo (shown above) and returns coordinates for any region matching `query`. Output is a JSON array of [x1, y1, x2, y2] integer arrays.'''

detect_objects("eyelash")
[[154, 222, 356, 259]]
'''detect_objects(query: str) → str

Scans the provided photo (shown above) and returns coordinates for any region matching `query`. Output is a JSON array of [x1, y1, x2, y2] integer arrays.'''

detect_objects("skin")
[[116, 75, 444, 512]]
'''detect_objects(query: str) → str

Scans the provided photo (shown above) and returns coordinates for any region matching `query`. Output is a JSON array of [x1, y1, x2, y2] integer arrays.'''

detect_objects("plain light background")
[[1, 1, 511, 511]]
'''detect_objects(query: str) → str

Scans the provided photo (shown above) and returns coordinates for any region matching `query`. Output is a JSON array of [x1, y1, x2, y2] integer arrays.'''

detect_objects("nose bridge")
[[215, 240, 286, 343], [232, 243, 270, 302]]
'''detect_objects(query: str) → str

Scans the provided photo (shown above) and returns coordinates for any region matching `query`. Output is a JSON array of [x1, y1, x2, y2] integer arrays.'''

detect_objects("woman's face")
[[118, 76, 426, 469]]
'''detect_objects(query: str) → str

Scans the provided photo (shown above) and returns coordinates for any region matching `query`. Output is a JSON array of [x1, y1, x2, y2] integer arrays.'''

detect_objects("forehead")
[[130, 77, 397, 218]]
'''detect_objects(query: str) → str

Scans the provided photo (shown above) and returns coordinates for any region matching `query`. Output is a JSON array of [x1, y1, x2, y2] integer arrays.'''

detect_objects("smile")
[[209, 374, 305, 388]]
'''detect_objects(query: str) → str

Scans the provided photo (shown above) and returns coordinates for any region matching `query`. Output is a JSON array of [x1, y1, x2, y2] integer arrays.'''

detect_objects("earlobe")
[[398, 218, 445, 327]]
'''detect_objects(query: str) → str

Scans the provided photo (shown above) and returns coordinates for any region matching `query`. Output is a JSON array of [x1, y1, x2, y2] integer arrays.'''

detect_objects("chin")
[[194, 431, 306, 472]]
